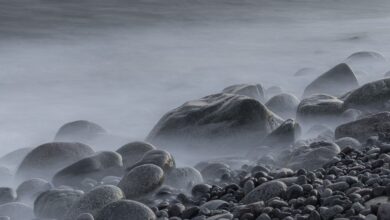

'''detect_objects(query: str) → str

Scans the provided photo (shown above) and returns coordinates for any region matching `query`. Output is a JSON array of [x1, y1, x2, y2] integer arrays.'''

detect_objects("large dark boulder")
[[335, 112, 390, 142], [64, 185, 124, 220], [297, 94, 344, 124], [302, 63, 358, 97], [222, 84, 265, 102], [0, 187, 16, 205], [34, 189, 84, 219], [265, 93, 300, 119], [343, 78, 390, 111], [118, 164, 164, 199], [261, 119, 301, 148], [147, 93, 282, 153], [116, 141, 155, 169], [96, 200, 156, 220], [16, 142, 94, 181], [53, 151, 123, 188], [16, 142, 94, 180]]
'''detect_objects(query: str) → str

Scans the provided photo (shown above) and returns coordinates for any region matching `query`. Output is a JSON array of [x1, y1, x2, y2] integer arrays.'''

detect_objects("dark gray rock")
[[55, 120, 107, 142], [241, 180, 287, 204], [16, 142, 95, 181], [302, 63, 358, 97], [118, 164, 164, 199], [286, 141, 340, 170], [16, 178, 52, 204], [116, 141, 155, 169], [0, 187, 16, 205], [165, 167, 203, 191], [146, 93, 282, 153], [52, 151, 123, 188], [96, 200, 156, 220], [265, 93, 300, 119], [335, 112, 390, 142], [0, 202, 34, 220], [64, 185, 124, 220], [261, 119, 301, 148], [297, 94, 344, 124], [34, 189, 84, 219], [128, 149, 175, 173], [222, 84, 265, 102], [343, 78, 390, 111]]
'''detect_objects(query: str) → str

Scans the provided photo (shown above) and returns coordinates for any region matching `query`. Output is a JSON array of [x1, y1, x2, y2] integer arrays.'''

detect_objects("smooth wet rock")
[[0, 202, 34, 220], [302, 63, 358, 97], [64, 185, 124, 220], [261, 119, 301, 148], [34, 189, 84, 219], [116, 141, 155, 169], [53, 151, 123, 188], [146, 93, 282, 153], [286, 141, 340, 170], [55, 120, 107, 142], [16, 178, 52, 204], [343, 78, 390, 111], [297, 94, 344, 124], [335, 112, 390, 142], [128, 149, 175, 173], [222, 83, 265, 102], [0, 147, 32, 170], [0, 187, 16, 205], [16, 142, 94, 181], [165, 167, 203, 191], [241, 180, 287, 204], [118, 164, 164, 199], [265, 93, 300, 118], [96, 200, 156, 220]]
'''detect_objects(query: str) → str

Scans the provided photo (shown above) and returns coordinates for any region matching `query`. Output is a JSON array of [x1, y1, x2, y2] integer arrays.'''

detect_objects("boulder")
[[16, 178, 52, 204], [64, 185, 124, 220], [265, 86, 283, 98], [55, 120, 107, 142], [302, 63, 358, 97], [96, 200, 156, 220], [286, 141, 340, 170], [0, 187, 16, 205], [53, 151, 123, 188], [165, 167, 203, 191], [265, 93, 300, 119], [222, 84, 265, 102], [34, 189, 84, 219], [261, 119, 301, 148], [0, 147, 32, 170], [146, 93, 282, 153], [0, 202, 34, 220], [241, 180, 287, 204], [116, 141, 155, 169], [335, 112, 390, 142], [16, 142, 94, 181], [297, 94, 344, 124], [346, 51, 386, 64], [127, 149, 175, 173], [118, 164, 164, 199], [200, 162, 231, 182], [343, 78, 390, 111]]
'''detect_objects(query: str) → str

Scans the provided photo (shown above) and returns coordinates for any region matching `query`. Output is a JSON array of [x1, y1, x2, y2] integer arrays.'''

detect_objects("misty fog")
[[1, 0, 390, 162]]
